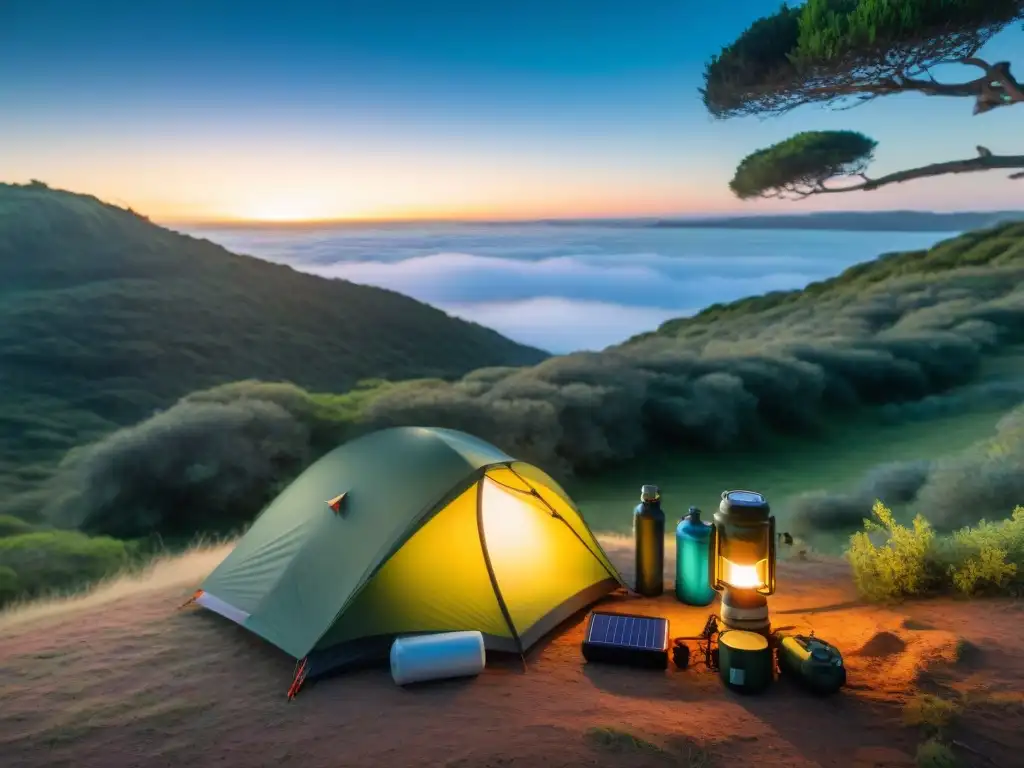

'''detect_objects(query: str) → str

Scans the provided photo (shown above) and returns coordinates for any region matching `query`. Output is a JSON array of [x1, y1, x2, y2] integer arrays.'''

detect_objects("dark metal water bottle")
[[633, 484, 665, 597]]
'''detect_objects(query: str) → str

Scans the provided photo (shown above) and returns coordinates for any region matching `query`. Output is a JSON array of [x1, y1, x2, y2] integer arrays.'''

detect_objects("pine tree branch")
[[788, 152, 1024, 198], [962, 57, 1024, 105], [710, 56, 1024, 118]]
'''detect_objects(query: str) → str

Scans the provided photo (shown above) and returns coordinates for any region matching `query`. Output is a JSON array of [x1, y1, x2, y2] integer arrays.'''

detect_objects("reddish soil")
[[0, 539, 1021, 768]]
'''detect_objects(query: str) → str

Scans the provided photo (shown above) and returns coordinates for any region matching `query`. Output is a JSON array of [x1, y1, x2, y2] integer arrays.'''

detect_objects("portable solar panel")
[[581, 611, 670, 670]]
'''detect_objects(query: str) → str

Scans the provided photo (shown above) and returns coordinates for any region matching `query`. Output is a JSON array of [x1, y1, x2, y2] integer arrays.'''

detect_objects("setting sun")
[[227, 198, 361, 223]]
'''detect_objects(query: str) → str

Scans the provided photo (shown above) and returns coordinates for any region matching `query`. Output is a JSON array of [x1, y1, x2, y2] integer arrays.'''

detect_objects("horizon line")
[[159, 208, 1024, 229], [7, 181, 1020, 229]]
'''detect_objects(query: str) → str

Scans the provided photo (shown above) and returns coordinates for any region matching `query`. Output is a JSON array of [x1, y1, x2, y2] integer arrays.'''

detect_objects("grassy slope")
[[577, 344, 1024, 535], [637, 220, 1024, 343], [570, 403, 1011, 535], [0, 183, 547, 495]]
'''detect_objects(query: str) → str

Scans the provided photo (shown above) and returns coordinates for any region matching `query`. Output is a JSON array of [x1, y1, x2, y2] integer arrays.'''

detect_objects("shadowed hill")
[[0, 182, 547, 496]]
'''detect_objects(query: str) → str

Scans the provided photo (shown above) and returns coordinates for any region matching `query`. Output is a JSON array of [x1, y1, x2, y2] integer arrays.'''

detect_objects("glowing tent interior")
[[188, 426, 626, 696]]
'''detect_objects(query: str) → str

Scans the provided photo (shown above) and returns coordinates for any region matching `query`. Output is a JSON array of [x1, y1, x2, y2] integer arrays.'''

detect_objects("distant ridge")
[[180, 210, 1024, 233], [645, 210, 1024, 233], [525, 210, 1024, 232]]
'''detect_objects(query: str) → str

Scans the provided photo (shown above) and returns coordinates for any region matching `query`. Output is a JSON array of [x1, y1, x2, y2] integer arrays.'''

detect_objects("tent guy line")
[[489, 464, 628, 592]]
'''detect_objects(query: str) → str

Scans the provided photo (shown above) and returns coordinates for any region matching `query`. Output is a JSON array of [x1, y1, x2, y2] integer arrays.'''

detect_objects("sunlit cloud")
[[439, 297, 689, 353]]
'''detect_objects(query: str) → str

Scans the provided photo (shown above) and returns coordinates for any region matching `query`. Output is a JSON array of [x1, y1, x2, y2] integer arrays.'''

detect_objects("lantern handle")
[[759, 515, 777, 596], [708, 522, 721, 592]]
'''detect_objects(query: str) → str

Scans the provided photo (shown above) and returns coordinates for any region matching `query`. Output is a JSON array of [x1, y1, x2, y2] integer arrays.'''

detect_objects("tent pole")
[[504, 465, 629, 592], [475, 478, 526, 660]]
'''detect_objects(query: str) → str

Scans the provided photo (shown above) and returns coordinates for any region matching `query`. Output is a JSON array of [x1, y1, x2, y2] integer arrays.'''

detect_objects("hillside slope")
[[342, 222, 1024, 473], [637, 221, 1024, 344], [0, 183, 546, 494]]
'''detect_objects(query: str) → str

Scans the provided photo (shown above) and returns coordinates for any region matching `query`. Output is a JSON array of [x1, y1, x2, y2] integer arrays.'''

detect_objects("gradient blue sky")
[[2, 0, 1022, 221]]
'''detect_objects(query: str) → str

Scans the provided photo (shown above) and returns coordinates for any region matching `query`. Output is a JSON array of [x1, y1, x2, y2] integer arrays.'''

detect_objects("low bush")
[[35, 380, 386, 540], [0, 514, 35, 537], [847, 502, 1023, 601], [848, 502, 937, 601], [792, 403, 1024, 540], [0, 530, 135, 607], [0, 565, 19, 604]]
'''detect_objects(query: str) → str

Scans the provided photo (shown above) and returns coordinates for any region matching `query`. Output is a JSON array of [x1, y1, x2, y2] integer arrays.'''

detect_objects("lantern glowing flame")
[[720, 559, 766, 590]]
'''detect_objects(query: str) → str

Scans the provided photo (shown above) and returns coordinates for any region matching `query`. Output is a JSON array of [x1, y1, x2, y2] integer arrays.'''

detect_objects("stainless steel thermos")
[[633, 484, 665, 597]]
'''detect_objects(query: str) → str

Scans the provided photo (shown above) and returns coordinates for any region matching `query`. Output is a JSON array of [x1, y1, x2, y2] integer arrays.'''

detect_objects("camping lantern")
[[708, 490, 776, 634]]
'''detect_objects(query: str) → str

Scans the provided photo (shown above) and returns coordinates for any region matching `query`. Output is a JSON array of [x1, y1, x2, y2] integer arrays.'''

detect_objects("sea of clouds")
[[180, 222, 954, 352]]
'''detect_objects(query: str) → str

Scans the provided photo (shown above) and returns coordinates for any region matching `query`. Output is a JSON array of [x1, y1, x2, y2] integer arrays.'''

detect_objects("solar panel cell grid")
[[581, 611, 670, 669], [587, 614, 667, 650]]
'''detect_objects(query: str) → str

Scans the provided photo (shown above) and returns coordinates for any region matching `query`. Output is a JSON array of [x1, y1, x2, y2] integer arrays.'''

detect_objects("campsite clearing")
[[2, 539, 1022, 768]]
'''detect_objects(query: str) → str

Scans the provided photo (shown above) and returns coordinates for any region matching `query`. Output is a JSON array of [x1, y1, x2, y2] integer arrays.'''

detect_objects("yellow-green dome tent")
[[191, 426, 625, 696]]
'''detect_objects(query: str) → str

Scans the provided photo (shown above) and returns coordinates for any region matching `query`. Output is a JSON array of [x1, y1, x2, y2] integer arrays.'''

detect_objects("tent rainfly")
[[188, 426, 626, 698]]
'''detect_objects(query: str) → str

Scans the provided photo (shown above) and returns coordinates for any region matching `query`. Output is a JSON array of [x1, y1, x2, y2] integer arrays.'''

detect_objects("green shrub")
[[0, 530, 133, 606], [847, 503, 1024, 601], [949, 544, 1017, 595], [847, 501, 938, 601], [946, 507, 1024, 595], [33, 380, 393, 540], [0, 565, 19, 604], [0, 514, 34, 537]]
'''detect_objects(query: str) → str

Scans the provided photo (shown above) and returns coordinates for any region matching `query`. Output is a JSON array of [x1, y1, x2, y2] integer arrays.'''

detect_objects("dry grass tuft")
[[915, 738, 958, 768], [903, 694, 962, 736], [584, 726, 666, 755], [583, 726, 712, 766], [0, 541, 232, 630]]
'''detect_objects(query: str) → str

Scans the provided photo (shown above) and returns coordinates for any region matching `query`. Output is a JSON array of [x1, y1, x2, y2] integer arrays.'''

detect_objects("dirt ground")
[[1, 538, 1021, 768]]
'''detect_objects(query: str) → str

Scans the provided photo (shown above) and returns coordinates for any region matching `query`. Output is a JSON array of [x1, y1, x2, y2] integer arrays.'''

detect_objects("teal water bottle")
[[675, 506, 715, 606], [633, 485, 665, 597]]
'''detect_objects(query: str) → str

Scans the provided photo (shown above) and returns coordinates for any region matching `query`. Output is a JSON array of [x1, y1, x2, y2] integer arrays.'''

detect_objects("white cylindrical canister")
[[390, 631, 487, 686]]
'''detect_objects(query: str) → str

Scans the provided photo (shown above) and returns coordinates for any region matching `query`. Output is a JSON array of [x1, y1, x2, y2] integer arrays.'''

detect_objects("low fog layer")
[[30, 228, 1024, 538], [189, 222, 946, 351]]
